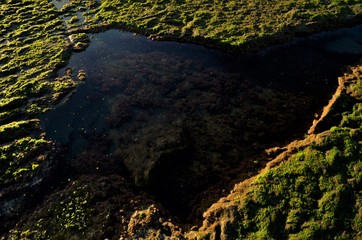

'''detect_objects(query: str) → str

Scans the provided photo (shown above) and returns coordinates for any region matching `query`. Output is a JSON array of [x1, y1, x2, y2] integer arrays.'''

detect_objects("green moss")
[[341, 103, 362, 128], [232, 70, 362, 239], [0, 108, 23, 125], [0, 1, 77, 192], [52, 79, 77, 93], [0, 97, 26, 111], [234, 128, 362, 239], [0, 1, 73, 100], [0, 119, 40, 143], [9, 184, 92, 240], [0, 136, 52, 186]]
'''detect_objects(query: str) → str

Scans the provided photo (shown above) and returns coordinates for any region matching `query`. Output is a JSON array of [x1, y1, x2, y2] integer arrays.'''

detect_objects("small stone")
[[77, 69, 87, 81]]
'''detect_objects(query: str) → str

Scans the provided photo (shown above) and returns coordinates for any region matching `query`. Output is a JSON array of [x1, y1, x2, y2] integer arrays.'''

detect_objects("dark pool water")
[[41, 25, 362, 221]]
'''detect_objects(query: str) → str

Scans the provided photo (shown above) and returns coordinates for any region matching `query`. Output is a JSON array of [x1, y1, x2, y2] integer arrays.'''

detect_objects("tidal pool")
[[41, 25, 362, 222]]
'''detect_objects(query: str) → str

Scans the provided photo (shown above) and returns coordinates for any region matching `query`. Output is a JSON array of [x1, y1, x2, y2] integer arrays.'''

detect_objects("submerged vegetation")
[[0, 0, 362, 239]]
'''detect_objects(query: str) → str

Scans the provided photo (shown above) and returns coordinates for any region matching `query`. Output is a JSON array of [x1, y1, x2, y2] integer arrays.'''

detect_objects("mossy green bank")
[[233, 68, 362, 239], [192, 66, 362, 240], [0, 1, 77, 230], [60, 0, 362, 50]]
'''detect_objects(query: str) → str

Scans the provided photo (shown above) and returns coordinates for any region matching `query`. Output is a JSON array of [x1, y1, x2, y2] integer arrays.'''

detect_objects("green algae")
[[0, 97, 26, 111], [0, 119, 40, 143]]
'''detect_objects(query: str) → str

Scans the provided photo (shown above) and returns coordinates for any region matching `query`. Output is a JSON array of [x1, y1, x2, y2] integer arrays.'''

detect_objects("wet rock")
[[65, 67, 72, 78], [77, 69, 87, 81], [69, 33, 90, 52]]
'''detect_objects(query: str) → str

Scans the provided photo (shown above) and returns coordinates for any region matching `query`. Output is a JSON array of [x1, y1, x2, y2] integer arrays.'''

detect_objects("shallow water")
[[51, 0, 70, 10], [76, 12, 85, 24], [41, 25, 362, 221]]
